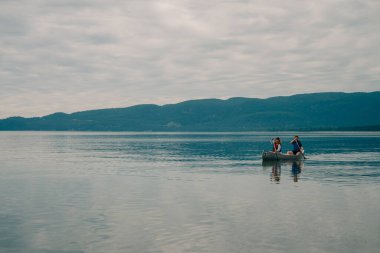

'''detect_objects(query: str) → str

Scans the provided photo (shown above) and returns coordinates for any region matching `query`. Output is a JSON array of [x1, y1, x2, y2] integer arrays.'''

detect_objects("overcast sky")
[[1, 0, 379, 118]]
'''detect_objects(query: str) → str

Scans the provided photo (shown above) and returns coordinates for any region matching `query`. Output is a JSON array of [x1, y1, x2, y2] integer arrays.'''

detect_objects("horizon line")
[[1, 90, 379, 120]]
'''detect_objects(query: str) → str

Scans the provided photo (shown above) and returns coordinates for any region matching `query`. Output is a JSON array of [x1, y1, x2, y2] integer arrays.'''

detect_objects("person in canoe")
[[287, 135, 303, 155], [272, 137, 282, 153]]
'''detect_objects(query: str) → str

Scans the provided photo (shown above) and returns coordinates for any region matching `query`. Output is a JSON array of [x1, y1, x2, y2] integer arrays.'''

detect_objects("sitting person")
[[272, 137, 282, 153], [287, 135, 303, 155]]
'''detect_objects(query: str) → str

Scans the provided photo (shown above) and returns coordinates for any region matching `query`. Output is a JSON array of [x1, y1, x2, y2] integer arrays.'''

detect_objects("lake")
[[0, 131, 379, 253]]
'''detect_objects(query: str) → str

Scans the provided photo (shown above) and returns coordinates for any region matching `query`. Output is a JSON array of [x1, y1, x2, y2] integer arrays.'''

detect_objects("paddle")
[[270, 138, 278, 152], [293, 138, 307, 159]]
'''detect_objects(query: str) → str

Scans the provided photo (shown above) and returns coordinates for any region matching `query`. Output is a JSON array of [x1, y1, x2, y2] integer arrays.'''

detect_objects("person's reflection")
[[291, 161, 303, 182], [270, 162, 281, 183]]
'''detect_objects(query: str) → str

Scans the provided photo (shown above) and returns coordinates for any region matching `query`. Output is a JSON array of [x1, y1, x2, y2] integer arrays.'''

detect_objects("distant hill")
[[1, 92, 379, 131]]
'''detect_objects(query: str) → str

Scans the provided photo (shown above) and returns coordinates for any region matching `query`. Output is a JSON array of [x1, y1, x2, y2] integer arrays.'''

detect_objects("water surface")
[[0, 132, 379, 253]]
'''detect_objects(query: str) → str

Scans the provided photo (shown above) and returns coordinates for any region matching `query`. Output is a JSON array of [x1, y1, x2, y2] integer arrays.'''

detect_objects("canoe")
[[262, 151, 304, 161]]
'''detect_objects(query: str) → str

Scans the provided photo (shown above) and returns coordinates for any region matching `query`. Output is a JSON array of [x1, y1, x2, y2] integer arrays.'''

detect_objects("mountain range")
[[1, 92, 379, 131]]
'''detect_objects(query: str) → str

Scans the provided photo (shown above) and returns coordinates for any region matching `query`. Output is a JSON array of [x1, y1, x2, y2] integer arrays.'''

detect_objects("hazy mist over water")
[[0, 132, 379, 253]]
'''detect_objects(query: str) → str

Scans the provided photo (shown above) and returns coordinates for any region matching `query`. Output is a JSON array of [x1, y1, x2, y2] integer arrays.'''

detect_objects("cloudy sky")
[[1, 0, 379, 118]]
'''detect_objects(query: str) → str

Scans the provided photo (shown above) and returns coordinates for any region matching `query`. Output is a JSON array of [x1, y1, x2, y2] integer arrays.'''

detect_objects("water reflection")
[[291, 161, 303, 182], [263, 161, 304, 183], [271, 162, 281, 183]]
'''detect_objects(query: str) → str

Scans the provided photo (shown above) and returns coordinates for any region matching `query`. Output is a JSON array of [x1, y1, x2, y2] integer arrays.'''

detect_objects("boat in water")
[[262, 151, 305, 161]]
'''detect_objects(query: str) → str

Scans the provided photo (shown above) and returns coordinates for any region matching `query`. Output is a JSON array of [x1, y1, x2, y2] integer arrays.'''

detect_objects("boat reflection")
[[262, 160, 304, 183]]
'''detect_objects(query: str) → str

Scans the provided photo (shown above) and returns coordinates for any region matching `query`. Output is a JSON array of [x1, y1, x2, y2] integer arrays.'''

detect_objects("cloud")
[[0, 0, 379, 118]]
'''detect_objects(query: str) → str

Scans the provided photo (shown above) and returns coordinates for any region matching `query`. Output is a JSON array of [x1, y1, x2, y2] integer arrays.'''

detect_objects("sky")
[[1, 0, 379, 118]]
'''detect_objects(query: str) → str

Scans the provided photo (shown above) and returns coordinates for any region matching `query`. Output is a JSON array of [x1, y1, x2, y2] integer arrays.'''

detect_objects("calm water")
[[0, 131, 379, 253]]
